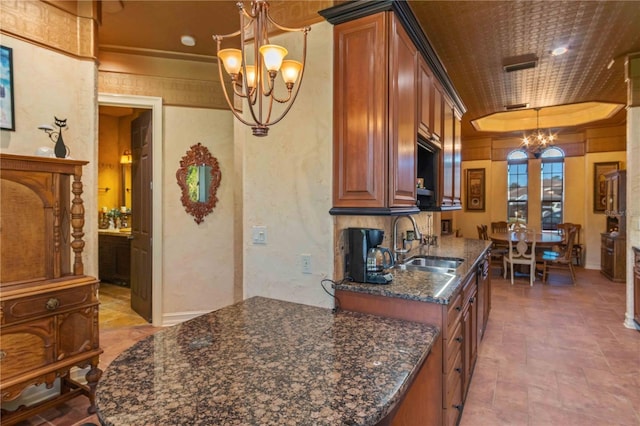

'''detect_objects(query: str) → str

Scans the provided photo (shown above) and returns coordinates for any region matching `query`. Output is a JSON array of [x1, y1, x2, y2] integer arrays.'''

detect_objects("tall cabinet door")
[[453, 116, 462, 206], [441, 101, 454, 206], [388, 14, 417, 207], [332, 14, 387, 208]]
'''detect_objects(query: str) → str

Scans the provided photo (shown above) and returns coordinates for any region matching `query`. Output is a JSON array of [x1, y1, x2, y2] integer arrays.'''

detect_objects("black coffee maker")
[[345, 228, 394, 284]]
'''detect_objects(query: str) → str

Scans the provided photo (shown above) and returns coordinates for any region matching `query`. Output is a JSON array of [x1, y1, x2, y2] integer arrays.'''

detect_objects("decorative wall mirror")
[[176, 143, 222, 224]]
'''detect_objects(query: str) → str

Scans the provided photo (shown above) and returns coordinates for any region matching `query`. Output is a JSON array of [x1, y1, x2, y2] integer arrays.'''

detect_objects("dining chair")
[[477, 224, 489, 240], [491, 221, 509, 233], [557, 223, 583, 266], [503, 229, 537, 286], [541, 225, 577, 284]]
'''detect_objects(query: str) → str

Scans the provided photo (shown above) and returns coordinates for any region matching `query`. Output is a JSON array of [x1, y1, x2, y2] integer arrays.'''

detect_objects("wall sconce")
[[120, 150, 132, 164], [38, 117, 69, 158]]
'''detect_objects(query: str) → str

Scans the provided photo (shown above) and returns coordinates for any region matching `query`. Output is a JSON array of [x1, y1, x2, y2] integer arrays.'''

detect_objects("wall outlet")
[[252, 226, 267, 244], [301, 254, 312, 274]]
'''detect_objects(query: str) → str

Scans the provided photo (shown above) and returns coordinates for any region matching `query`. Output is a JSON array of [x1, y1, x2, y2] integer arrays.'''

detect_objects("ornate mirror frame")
[[176, 143, 222, 224]]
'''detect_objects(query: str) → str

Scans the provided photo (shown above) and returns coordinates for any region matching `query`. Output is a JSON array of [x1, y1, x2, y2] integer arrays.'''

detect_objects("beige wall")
[[242, 21, 336, 308], [0, 35, 99, 276], [162, 106, 235, 315]]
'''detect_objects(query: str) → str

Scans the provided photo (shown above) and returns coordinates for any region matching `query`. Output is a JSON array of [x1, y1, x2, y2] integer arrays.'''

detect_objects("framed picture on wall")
[[466, 168, 485, 211], [593, 162, 619, 213], [0, 45, 15, 131]]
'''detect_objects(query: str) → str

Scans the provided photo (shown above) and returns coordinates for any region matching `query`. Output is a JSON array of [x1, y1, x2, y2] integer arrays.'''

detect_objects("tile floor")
[[9, 270, 640, 426]]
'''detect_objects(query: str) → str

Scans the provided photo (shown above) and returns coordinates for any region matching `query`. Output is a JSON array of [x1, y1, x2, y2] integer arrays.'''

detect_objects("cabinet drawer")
[[444, 376, 463, 426], [602, 236, 614, 250], [0, 317, 56, 382], [445, 291, 462, 338], [2, 285, 95, 325], [444, 348, 462, 404], [445, 319, 463, 373]]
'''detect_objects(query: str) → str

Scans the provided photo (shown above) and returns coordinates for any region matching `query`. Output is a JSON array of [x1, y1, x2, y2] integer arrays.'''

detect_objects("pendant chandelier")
[[213, 1, 310, 137], [521, 107, 555, 158]]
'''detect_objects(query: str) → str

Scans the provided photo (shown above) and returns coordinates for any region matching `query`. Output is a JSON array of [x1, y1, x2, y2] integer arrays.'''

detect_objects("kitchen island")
[[334, 237, 492, 426], [96, 296, 440, 426]]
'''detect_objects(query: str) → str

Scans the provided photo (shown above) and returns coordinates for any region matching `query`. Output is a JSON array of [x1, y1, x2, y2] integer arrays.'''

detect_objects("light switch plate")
[[301, 254, 311, 274], [252, 226, 267, 244]]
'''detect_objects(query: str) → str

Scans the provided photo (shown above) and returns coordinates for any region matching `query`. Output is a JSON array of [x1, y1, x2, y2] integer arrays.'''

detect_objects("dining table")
[[490, 231, 563, 248]]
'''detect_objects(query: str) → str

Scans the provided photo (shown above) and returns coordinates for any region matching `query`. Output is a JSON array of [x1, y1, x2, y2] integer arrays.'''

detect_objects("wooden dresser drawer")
[[2, 285, 95, 325], [0, 317, 56, 382]]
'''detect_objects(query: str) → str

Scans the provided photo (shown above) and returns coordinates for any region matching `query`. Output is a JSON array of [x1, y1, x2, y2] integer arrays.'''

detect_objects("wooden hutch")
[[0, 153, 102, 425], [600, 170, 626, 282]]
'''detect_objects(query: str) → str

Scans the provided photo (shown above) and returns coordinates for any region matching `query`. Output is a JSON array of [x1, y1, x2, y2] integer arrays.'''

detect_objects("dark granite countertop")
[[96, 296, 439, 426], [334, 237, 491, 305]]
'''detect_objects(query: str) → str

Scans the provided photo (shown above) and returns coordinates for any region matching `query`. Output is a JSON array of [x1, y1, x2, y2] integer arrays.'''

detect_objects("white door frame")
[[98, 93, 163, 327]]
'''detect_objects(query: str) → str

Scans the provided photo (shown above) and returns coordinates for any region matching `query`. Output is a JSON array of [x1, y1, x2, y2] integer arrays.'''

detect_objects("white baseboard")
[[162, 310, 212, 327]]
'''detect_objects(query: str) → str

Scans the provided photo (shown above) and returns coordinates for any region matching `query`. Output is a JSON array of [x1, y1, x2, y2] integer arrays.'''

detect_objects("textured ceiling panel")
[[99, 1, 640, 138], [409, 0, 640, 137]]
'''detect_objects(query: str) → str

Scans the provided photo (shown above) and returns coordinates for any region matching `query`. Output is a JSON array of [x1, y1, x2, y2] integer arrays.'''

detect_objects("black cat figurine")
[[53, 117, 68, 158]]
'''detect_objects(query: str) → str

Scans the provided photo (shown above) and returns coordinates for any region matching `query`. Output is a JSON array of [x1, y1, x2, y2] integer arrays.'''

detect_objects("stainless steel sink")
[[396, 255, 464, 273]]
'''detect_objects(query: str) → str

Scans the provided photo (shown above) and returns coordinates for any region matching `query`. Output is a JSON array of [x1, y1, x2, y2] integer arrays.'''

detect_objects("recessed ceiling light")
[[551, 46, 568, 56], [181, 35, 196, 47]]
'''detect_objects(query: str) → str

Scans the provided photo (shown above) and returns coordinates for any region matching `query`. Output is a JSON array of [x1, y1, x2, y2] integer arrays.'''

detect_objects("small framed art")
[[0, 45, 15, 131], [466, 168, 485, 211]]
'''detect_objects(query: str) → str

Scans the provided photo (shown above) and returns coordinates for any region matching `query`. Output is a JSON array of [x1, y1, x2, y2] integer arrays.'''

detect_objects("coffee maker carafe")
[[346, 228, 394, 284]]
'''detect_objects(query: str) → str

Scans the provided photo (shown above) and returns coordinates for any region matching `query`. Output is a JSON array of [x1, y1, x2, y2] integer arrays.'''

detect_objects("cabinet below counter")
[[96, 297, 441, 426], [335, 237, 492, 426], [98, 231, 131, 286]]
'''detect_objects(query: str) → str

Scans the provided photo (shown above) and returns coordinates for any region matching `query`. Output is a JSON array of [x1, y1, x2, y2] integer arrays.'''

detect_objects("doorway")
[[97, 94, 163, 326]]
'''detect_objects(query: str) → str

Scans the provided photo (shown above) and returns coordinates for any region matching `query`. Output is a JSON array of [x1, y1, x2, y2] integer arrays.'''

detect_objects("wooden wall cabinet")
[[633, 247, 640, 328], [98, 233, 131, 286], [417, 68, 462, 212], [330, 11, 418, 215], [0, 154, 102, 425]]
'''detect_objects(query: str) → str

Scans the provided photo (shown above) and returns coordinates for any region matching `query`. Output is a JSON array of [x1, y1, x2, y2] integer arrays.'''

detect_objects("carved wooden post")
[[71, 171, 85, 275]]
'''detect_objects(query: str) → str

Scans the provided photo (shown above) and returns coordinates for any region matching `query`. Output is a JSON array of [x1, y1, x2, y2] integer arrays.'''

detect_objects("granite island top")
[[335, 237, 492, 305], [96, 297, 440, 426]]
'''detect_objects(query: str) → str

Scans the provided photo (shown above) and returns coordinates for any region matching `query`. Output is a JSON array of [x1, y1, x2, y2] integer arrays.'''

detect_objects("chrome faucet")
[[392, 215, 422, 262]]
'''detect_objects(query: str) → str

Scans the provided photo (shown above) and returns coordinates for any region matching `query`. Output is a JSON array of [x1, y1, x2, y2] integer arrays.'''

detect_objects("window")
[[540, 147, 564, 230], [507, 150, 528, 223]]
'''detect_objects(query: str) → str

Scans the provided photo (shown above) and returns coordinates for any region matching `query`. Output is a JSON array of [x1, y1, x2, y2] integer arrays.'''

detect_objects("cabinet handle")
[[0, 350, 5, 361], [455, 367, 462, 374], [469, 297, 475, 303], [455, 306, 461, 312], [453, 404, 463, 411], [45, 298, 60, 311], [455, 336, 463, 343]]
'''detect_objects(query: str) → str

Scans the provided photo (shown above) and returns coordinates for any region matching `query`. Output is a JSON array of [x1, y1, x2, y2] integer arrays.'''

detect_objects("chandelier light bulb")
[[218, 49, 243, 75], [281, 60, 302, 85], [244, 65, 257, 89], [259, 44, 287, 72]]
